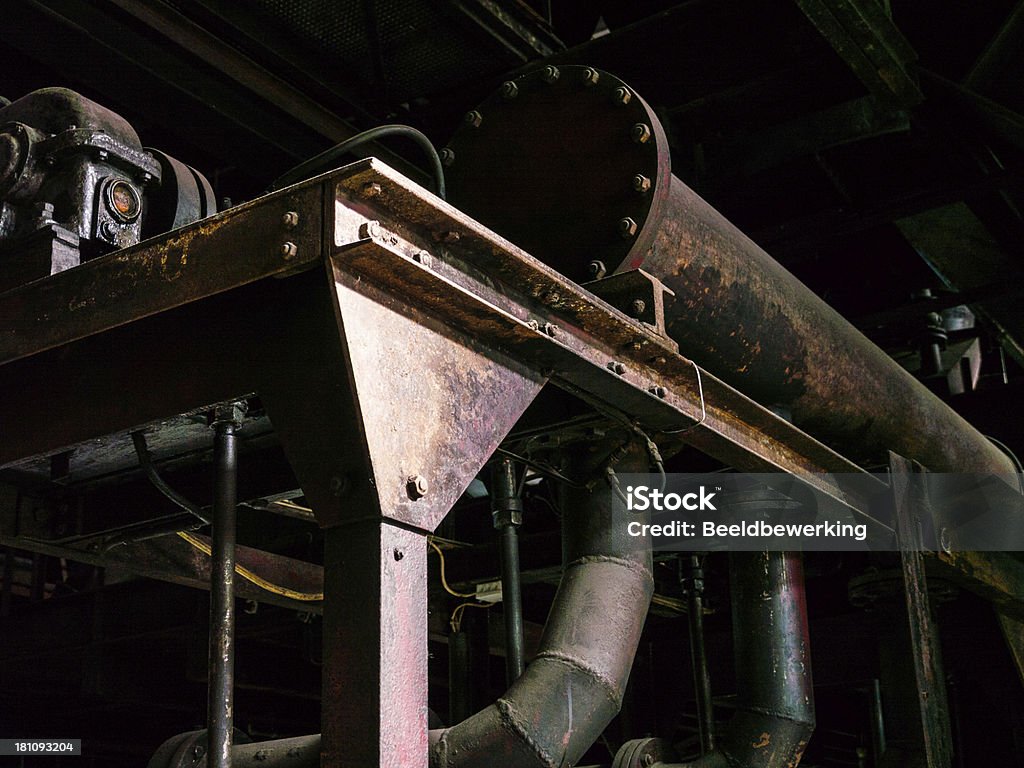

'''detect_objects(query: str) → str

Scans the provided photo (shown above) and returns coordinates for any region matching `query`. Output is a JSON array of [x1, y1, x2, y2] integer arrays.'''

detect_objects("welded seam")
[[566, 555, 653, 582], [530, 651, 624, 710], [496, 697, 561, 768], [432, 729, 452, 768]]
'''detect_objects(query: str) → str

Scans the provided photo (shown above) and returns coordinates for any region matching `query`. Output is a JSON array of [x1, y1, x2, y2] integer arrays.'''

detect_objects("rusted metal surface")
[[445, 65, 672, 284], [322, 521, 427, 768], [431, 441, 654, 768], [325, 242, 546, 531], [636, 176, 1016, 481], [0, 180, 322, 367], [718, 551, 815, 768], [330, 162, 886, 522], [890, 453, 953, 768], [443, 68, 1014, 484]]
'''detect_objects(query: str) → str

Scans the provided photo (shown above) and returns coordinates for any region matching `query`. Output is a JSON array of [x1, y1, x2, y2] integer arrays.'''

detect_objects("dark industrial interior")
[[3, 1, 1024, 766]]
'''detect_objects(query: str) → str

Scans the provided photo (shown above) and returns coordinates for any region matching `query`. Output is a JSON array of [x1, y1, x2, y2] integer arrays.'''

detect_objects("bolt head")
[[464, 110, 483, 129], [360, 220, 382, 239], [632, 174, 652, 193], [581, 67, 600, 87], [501, 81, 519, 99], [613, 86, 633, 106], [439, 147, 455, 167], [412, 250, 433, 266], [361, 182, 382, 198], [407, 474, 429, 500], [631, 123, 652, 144], [280, 241, 298, 259], [618, 217, 638, 238], [541, 65, 560, 83]]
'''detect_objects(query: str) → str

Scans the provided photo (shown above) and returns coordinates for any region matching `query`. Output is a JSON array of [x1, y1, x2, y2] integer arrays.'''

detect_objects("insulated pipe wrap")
[[430, 442, 654, 768]]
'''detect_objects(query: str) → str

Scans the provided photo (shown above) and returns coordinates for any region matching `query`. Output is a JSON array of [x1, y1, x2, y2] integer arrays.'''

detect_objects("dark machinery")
[[1, 62, 1023, 768], [0, 87, 214, 291]]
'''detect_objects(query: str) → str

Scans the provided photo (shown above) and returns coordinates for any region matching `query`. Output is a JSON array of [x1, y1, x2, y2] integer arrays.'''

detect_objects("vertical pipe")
[[869, 678, 886, 767], [449, 630, 471, 725], [684, 555, 715, 755], [208, 417, 238, 768], [492, 457, 524, 684]]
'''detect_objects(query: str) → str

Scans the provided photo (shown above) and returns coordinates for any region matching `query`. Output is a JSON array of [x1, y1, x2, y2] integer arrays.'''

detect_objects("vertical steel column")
[[683, 555, 715, 755], [322, 519, 428, 768], [207, 403, 245, 768], [492, 457, 524, 684], [448, 630, 471, 725]]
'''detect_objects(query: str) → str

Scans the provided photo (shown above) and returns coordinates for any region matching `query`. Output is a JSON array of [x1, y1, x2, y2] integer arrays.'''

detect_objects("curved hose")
[[269, 124, 446, 198]]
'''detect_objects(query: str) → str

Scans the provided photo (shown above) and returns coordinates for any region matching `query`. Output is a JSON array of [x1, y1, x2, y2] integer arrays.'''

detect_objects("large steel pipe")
[[445, 65, 1016, 480], [429, 441, 655, 768]]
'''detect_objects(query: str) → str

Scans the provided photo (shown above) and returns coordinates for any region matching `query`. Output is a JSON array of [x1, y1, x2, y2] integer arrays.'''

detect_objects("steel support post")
[[889, 453, 953, 768], [322, 520, 428, 768], [208, 403, 245, 768]]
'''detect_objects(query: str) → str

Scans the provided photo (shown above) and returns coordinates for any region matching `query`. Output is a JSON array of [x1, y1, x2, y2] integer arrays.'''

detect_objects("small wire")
[[450, 601, 493, 634], [428, 538, 477, 598], [269, 124, 446, 199], [986, 435, 1024, 494], [177, 531, 323, 602], [272, 499, 315, 514], [662, 359, 707, 435], [495, 446, 587, 488]]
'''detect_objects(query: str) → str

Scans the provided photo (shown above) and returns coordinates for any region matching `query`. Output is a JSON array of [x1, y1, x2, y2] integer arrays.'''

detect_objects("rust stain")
[[752, 732, 771, 748]]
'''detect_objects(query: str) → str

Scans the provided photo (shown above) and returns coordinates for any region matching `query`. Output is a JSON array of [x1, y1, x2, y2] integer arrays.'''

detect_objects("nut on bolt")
[[608, 361, 627, 375], [359, 220, 382, 239], [541, 65, 560, 83], [648, 385, 667, 398], [361, 182, 382, 198], [464, 110, 483, 129], [581, 67, 600, 87], [500, 81, 519, 99], [588, 260, 607, 279], [631, 123, 652, 144], [613, 86, 633, 106], [281, 210, 300, 228], [280, 241, 298, 260], [629, 299, 646, 316], [632, 174, 652, 193], [407, 474, 429, 500], [439, 148, 455, 167], [618, 217, 638, 238]]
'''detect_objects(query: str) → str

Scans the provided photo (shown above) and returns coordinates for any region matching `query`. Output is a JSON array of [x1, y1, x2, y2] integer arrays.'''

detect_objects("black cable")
[[131, 431, 210, 525], [269, 124, 446, 198]]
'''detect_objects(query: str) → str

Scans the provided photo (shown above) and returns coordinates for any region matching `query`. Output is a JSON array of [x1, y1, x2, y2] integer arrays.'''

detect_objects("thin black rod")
[[685, 555, 715, 755], [208, 420, 238, 768], [493, 457, 525, 684], [500, 525, 525, 683]]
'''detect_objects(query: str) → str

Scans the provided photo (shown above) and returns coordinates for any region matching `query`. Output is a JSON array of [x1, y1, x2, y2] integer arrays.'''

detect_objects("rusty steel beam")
[[0, 533, 324, 613]]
